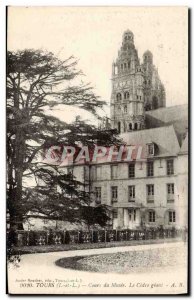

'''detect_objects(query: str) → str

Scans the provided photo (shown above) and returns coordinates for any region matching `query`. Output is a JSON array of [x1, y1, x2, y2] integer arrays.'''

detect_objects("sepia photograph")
[[6, 6, 189, 295]]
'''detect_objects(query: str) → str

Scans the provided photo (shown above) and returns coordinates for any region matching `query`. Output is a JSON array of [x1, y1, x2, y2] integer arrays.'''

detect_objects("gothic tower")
[[142, 50, 166, 111], [110, 30, 145, 133], [110, 30, 166, 133]]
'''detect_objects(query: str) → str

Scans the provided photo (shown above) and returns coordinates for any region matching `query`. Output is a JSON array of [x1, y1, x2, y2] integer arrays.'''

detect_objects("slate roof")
[[120, 125, 180, 157], [145, 104, 188, 124], [179, 132, 188, 154], [145, 104, 188, 146]]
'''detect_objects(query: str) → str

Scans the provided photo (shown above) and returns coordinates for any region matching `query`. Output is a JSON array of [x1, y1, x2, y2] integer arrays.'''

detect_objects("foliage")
[[7, 49, 120, 229], [80, 205, 111, 230]]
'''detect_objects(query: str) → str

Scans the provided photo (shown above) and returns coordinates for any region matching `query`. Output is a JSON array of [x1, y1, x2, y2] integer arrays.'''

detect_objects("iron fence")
[[7, 227, 183, 247]]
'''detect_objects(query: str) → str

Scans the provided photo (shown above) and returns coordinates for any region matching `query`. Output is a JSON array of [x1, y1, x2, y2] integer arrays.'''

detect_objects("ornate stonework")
[[110, 30, 166, 133]]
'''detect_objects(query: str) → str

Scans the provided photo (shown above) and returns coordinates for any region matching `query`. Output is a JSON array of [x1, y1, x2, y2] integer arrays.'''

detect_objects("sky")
[[7, 7, 188, 123]]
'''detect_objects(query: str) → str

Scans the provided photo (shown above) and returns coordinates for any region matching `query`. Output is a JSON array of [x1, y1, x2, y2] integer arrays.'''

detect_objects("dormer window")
[[147, 143, 155, 156]]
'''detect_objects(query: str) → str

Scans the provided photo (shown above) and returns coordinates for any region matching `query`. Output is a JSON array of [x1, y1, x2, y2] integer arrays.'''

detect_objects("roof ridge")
[[120, 124, 174, 135], [146, 103, 188, 113]]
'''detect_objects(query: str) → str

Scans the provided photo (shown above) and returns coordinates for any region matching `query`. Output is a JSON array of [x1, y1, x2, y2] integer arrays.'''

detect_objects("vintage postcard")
[[7, 6, 189, 295]]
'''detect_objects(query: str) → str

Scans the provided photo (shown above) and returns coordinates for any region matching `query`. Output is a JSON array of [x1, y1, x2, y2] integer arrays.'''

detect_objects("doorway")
[[128, 209, 136, 229]]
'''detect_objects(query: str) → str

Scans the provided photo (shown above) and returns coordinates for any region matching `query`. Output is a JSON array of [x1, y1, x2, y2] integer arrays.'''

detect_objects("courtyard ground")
[[56, 245, 186, 274], [13, 237, 181, 254], [8, 241, 188, 295]]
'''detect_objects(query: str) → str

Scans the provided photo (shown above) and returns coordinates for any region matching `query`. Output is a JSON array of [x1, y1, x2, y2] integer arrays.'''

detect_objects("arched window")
[[134, 123, 138, 130], [124, 63, 127, 69], [118, 121, 121, 133], [121, 64, 123, 71], [129, 123, 132, 130], [116, 93, 122, 101], [124, 91, 129, 99], [128, 62, 131, 69]]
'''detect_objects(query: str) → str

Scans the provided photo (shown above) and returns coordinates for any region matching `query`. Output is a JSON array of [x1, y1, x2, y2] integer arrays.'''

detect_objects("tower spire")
[[110, 30, 145, 133]]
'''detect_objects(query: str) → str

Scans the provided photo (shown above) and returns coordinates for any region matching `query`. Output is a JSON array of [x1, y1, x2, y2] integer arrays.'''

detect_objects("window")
[[111, 186, 118, 202], [147, 161, 154, 177], [167, 159, 174, 175], [124, 105, 127, 113], [169, 211, 176, 223], [148, 211, 155, 222], [147, 143, 154, 156], [128, 163, 135, 178], [111, 165, 118, 179], [118, 121, 121, 133], [129, 123, 132, 130], [124, 92, 129, 99], [128, 186, 135, 201], [134, 123, 138, 130], [67, 167, 73, 175], [96, 166, 102, 180], [95, 187, 101, 204], [167, 183, 175, 203], [147, 184, 154, 195], [113, 209, 118, 218], [116, 93, 122, 101], [167, 183, 174, 194], [147, 184, 154, 203], [129, 209, 136, 221]]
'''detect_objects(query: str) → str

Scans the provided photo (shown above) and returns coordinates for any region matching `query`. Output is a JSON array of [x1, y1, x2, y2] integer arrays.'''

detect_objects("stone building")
[[46, 116, 187, 231], [91, 31, 187, 230], [111, 30, 166, 133], [24, 30, 188, 231], [90, 123, 188, 230]]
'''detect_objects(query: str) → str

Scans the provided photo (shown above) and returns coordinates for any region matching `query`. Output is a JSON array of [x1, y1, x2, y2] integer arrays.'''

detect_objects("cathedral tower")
[[110, 30, 166, 133], [110, 30, 145, 133], [142, 50, 166, 111]]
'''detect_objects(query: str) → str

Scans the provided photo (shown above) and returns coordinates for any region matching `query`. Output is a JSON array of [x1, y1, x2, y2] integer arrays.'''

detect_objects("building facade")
[[89, 125, 188, 230], [24, 30, 188, 231], [91, 31, 187, 230]]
